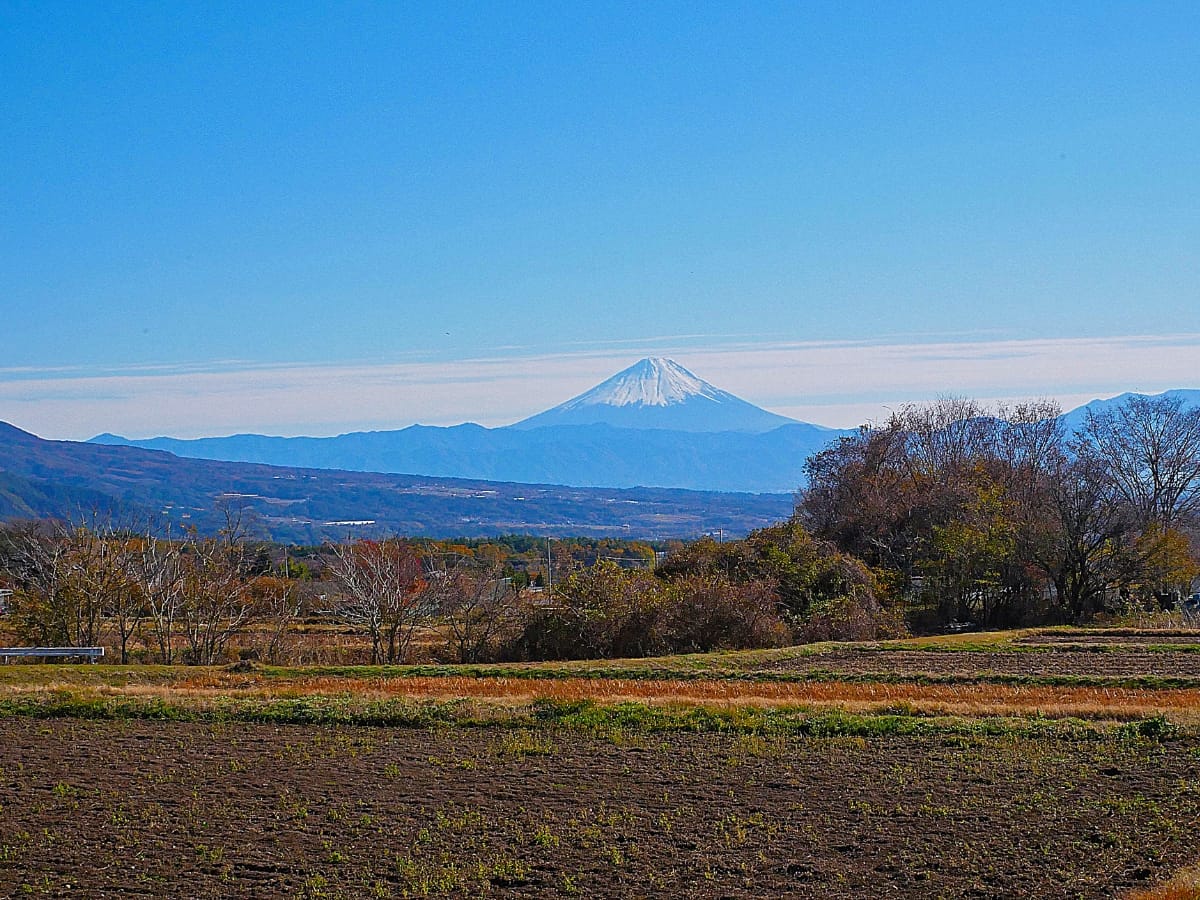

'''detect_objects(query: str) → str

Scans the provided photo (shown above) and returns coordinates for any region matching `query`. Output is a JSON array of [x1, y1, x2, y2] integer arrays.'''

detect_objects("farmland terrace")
[[4, 628, 1200, 898]]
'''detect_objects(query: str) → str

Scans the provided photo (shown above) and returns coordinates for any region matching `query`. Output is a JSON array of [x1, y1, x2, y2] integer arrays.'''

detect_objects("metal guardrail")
[[0, 647, 105, 663]]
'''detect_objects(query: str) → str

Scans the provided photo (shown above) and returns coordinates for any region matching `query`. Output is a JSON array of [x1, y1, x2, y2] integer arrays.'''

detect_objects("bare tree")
[[327, 539, 427, 664], [0, 523, 80, 646], [134, 529, 186, 664], [0, 520, 133, 649], [178, 532, 260, 665], [69, 524, 142, 663], [893, 396, 993, 477], [1027, 451, 1139, 622], [251, 573, 309, 664], [1084, 395, 1200, 528], [428, 557, 522, 663], [995, 400, 1065, 481]]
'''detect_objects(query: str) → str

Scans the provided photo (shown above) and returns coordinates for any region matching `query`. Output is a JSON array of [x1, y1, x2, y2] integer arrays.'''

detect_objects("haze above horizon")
[[3, 3, 1198, 440]]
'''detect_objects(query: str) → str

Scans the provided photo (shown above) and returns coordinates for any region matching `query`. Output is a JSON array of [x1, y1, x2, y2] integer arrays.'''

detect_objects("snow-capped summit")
[[511, 357, 800, 433], [563, 357, 723, 408]]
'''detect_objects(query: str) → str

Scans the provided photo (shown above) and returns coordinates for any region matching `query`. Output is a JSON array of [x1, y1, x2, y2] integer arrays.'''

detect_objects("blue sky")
[[2, 2, 1198, 438]]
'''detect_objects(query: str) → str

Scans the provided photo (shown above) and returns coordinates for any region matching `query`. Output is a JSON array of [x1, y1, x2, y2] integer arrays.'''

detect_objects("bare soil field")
[[1017, 632, 1200, 646], [760, 648, 1200, 678], [2, 718, 1200, 899], [5, 629, 1200, 898]]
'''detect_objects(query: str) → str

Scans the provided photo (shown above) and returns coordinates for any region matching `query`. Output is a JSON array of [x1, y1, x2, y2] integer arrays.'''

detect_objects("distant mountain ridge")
[[1059, 389, 1200, 433], [84, 355, 1200, 494], [89, 421, 839, 493], [90, 358, 837, 492]]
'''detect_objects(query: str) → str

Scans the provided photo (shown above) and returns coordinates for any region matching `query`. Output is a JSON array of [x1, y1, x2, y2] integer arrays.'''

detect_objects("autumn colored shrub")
[[794, 594, 906, 643], [662, 575, 789, 651], [503, 560, 789, 661], [657, 519, 903, 644]]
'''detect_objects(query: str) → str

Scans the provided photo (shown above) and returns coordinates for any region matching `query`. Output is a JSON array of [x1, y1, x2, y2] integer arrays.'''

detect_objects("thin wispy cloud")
[[2, 334, 1197, 440]]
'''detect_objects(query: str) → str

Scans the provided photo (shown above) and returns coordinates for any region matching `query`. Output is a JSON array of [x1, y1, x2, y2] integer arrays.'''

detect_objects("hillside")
[[1059, 389, 1200, 433], [0, 422, 793, 541]]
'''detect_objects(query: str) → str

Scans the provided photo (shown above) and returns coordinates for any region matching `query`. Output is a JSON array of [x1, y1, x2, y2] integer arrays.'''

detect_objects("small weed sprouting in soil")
[[490, 730, 556, 758], [484, 855, 531, 886], [0, 844, 23, 864], [392, 848, 529, 895], [321, 840, 346, 865], [193, 843, 224, 864]]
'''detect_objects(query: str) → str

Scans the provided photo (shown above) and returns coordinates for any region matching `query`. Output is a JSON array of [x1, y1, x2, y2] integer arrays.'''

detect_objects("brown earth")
[[1017, 633, 1200, 645], [762, 649, 1200, 678], [2, 718, 1200, 898]]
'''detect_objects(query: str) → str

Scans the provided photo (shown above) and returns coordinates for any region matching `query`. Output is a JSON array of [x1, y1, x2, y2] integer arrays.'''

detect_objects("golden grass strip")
[[10, 676, 1200, 722]]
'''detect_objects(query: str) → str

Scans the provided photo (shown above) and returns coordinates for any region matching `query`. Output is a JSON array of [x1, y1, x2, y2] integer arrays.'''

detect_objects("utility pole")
[[546, 538, 553, 594]]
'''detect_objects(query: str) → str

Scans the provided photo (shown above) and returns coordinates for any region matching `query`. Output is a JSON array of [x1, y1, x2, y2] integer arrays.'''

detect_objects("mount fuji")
[[89, 358, 841, 492], [513, 358, 800, 433]]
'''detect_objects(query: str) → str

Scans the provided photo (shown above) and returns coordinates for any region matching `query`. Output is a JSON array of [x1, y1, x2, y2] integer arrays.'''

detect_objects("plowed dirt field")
[[2, 718, 1199, 898], [760, 648, 1200, 677]]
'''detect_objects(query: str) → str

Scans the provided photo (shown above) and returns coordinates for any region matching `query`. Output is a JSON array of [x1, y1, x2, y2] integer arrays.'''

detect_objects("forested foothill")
[[0, 420, 794, 543], [1, 394, 1198, 666]]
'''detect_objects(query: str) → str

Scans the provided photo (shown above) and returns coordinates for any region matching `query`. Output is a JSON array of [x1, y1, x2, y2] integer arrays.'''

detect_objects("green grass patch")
[[0, 692, 1182, 743], [0, 664, 191, 687]]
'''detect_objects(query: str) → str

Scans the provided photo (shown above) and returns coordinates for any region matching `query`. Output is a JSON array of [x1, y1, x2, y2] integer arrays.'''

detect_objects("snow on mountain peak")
[[564, 358, 725, 409], [511, 357, 800, 432]]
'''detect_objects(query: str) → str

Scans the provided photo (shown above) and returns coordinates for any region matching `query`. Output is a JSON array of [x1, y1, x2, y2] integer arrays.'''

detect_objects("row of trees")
[[0, 517, 896, 664], [315, 524, 891, 663], [0, 516, 299, 664], [799, 395, 1200, 626], [324, 538, 529, 664], [0, 519, 519, 665]]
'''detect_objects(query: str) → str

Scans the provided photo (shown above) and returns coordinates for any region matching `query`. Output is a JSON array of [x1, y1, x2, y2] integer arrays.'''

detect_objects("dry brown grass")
[[1127, 866, 1200, 900], [12, 673, 1200, 721]]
